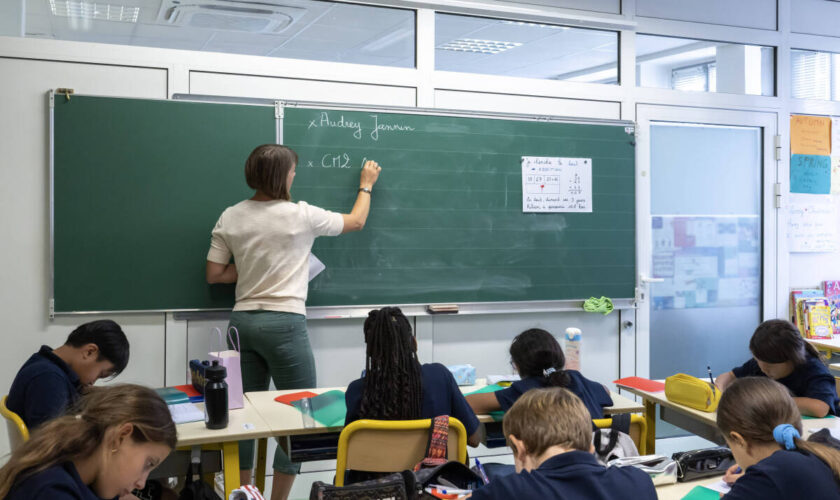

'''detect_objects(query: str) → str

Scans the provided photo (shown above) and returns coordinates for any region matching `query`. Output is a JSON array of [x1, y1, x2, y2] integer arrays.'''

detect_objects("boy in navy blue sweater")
[[7, 320, 129, 429], [469, 387, 656, 500]]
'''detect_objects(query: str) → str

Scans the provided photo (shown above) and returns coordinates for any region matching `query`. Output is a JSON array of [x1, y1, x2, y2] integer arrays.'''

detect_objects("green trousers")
[[229, 310, 316, 474]]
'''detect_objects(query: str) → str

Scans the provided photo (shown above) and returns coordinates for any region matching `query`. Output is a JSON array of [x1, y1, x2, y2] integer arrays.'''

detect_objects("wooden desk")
[[617, 381, 840, 454], [617, 382, 719, 454], [175, 401, 273, 498], [247, 382, 645, 435], [807, 336, 840, 354], [655, 477, 722, 500]]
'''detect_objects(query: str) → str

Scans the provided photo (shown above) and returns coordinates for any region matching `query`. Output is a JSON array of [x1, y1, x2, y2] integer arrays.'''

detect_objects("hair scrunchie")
[[543, 367, 557, 377], [773, 423, 800, 450]]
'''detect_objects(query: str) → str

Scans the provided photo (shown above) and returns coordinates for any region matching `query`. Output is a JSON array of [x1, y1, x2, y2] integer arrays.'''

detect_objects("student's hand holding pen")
[[723, 464, 744, 485]]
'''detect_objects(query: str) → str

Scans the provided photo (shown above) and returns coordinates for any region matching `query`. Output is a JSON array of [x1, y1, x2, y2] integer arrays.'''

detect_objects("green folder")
[[681, 486, 720, 500], [291, 390, 347, 427], [802, 414, 836, 420], [155, 387, 190, 406]]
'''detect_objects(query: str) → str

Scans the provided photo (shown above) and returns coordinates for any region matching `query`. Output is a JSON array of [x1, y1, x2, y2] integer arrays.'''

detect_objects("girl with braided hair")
[[344, 307, 483, 446]]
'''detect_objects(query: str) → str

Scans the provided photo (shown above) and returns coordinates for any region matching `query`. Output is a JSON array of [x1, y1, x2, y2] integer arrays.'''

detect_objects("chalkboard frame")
[[49, 92, 638, 317]]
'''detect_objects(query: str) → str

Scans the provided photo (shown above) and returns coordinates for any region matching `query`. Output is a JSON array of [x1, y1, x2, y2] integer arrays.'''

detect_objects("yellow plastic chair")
[[593, 414, 648, 455], [835, 376, 840, 398], [0, 396, 30, 451], [335, 417, 468, 486]]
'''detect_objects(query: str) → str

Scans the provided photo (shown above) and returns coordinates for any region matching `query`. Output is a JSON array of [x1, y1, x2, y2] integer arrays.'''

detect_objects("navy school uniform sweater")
[[494, 370, 614, 419], [344, 362, 480, 436], [723, 449, 840, 500], [5, 462, 110, 500], [469, 450, 656, 500], [732, 356, 840, 415], [7, 345, 81, 429]]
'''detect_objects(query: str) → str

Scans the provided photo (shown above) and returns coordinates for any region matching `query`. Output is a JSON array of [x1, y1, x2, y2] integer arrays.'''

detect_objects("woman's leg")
[[258, 312, 317, 500], [228, 312, 271, 484]]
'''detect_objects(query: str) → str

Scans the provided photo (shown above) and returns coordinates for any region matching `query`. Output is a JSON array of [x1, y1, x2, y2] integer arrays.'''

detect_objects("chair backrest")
[[592, 414, 647, 455], [335, 417, 467, 486], [835, 376, 840, 398], [0, 396, 29, 451]]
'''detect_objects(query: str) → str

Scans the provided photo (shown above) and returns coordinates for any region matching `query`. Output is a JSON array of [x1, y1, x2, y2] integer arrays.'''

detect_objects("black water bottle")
[[204, 360, 228, 429]]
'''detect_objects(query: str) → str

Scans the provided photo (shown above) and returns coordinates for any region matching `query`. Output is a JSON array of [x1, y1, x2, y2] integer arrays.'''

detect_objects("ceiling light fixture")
[[438, 38, 523, 55]]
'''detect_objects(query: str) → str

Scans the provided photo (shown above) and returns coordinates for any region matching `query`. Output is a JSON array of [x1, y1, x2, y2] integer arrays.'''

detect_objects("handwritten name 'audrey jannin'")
[[307, 112, 415, 141]]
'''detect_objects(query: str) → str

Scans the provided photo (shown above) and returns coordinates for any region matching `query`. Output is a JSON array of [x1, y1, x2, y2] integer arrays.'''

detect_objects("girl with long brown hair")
[[0, 384, 176, 499], [717, 377, 840, 499]]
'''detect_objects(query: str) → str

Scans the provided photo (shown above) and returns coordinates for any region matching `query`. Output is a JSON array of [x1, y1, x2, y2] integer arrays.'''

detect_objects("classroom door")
[[635, 106, 777, 384]]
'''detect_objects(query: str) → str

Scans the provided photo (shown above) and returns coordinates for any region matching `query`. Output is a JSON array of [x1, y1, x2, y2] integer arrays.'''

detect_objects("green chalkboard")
[[283, 106, 636, 306], [53, 96, 276, 312], [53, 97, 635, 313]]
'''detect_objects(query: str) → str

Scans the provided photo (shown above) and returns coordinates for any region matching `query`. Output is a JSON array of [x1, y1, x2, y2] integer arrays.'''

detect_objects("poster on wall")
[[651, 216, 760, 310], [787, 193, 838, 253]]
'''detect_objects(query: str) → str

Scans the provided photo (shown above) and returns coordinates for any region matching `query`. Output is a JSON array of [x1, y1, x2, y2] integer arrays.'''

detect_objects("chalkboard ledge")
[[165, 298, 636, 321]]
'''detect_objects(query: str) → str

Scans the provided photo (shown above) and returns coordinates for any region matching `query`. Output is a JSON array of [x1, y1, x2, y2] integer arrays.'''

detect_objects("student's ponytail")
[[510, 329, 571, 388], [0, 384, 176, 498], [717, 377, 840, 481]]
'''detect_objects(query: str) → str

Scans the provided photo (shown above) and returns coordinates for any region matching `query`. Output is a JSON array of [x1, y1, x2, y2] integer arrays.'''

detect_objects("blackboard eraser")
[[426, 304, 459, 314]]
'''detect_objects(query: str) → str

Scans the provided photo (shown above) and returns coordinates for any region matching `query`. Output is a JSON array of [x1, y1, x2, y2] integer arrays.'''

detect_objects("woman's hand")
[[360, 160, 381, 189], [723, 464, 743, 485]]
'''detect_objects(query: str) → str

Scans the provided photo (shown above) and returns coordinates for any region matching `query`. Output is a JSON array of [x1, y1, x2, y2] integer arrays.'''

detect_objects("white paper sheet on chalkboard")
[[521, 156, 592, 213], [787, 193, 838, 252], [309, 253, 326, 281]]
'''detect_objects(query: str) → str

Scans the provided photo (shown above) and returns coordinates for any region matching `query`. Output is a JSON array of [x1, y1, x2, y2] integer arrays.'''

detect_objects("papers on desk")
[[168, 403, 204, 424], [704, 480, 731, 494], [613, 376, 666, 392]]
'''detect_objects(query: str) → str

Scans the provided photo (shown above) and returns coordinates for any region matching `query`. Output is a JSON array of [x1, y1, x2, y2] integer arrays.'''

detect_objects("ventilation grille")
[[159, 1, 305, 33]]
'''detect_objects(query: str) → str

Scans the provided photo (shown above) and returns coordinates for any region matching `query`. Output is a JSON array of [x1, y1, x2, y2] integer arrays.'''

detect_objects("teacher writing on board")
[[205, 144, 381, 500]]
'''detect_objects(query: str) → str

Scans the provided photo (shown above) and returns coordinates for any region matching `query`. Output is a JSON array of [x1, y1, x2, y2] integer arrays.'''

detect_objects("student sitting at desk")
[[716, 377, 840, 500], [0, 384, 176, 500], [715, 319, 839, 417], [344, 307, 483, 447], [7, 320, 129, 429], [465, 328, 612, 419], [467, 388, 656, 500]]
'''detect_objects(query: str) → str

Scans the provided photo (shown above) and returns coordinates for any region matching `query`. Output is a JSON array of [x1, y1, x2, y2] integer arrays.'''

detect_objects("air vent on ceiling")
[[159, 1, 305, 33]]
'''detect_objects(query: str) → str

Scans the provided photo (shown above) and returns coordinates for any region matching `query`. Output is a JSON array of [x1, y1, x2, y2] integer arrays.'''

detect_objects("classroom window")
[[23, 0, 415, 68], [791, 49, 840, 101], [637, 34, 774, 96], [435, 13, 619, 83]]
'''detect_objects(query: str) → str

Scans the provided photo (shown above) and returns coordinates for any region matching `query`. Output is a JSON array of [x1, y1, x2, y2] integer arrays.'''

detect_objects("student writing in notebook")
[[0, 384, 176, 500], [466, 388, 656, 500], [344, 307, 483, 446], [715, 319, 839, 417], [465, 328, 612, 419], [716, 377, 840, 500], [7, 320, 129, 430]]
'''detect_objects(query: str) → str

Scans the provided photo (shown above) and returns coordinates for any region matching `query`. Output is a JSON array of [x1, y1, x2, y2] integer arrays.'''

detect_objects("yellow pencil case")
[[664, 373, 721, 412]]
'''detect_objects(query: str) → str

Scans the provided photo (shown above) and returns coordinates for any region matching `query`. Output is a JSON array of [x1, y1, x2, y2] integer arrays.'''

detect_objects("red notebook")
[[613, 377, 666, 392], [274, 391, 319, 406], [173, 384, 202, 398]]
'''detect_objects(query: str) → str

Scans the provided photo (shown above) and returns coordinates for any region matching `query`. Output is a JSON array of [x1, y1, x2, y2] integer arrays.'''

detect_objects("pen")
[[474, 458, 489, 484], [707, 365, 716, 395]]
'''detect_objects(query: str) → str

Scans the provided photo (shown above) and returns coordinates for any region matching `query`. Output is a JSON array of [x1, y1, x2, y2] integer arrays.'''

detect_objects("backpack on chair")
[[593, 413, 640, 465]]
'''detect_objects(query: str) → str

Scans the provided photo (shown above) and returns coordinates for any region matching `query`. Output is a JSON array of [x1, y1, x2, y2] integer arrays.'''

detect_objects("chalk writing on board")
[[787, 194, 837, 253], [521, 156, 592, 213], [306, 112, 415, 141], [790, 154, 831, 194]]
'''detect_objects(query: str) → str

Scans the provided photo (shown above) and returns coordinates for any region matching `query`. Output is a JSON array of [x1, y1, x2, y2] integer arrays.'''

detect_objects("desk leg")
[[256, 438, 267, 493], [644, 399, 656, 454], [222, 441, 240, 498]]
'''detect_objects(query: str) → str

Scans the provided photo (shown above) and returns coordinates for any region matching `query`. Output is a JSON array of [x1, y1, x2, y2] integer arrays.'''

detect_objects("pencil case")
[[664, 373, 721, 412], [671, 447, 735, 482], [607, 455, 678, 485]]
